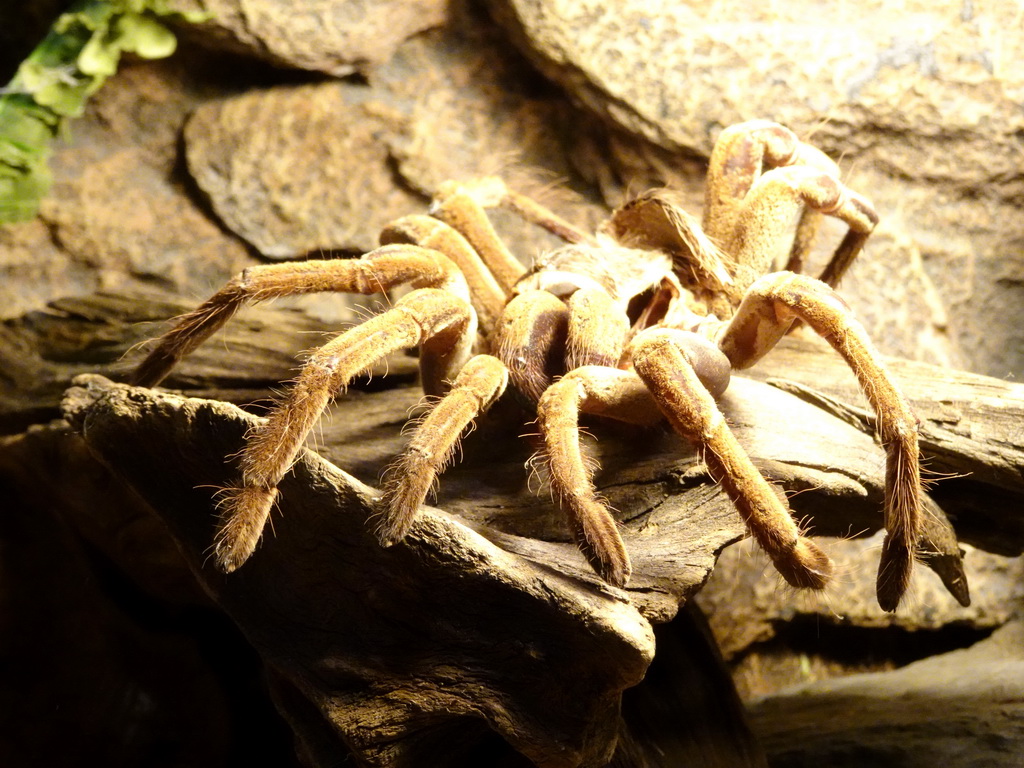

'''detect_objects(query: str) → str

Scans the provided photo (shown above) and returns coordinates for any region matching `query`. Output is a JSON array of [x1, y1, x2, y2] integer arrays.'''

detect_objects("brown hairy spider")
[[133, 120, 919, 612]]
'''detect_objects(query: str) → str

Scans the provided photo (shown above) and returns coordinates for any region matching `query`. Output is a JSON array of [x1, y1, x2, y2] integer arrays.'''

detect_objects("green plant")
[[0, 0, 208, 223]]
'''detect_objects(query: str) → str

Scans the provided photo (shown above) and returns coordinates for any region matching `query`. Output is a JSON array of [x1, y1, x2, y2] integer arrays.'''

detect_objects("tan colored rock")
[[371, 10, 581, 199], [492, 0, 1024, 174], [369, 3, 609, 252], [839, 166, 1024, 377], [0, 54, 257, 319], [41, 147, 253, 292], [184, 82, 421, 258], [182, 7, 608, 262], [700, 534, 1023, 662], [168, 0, 449, 75], [0, 219, 95, 320]]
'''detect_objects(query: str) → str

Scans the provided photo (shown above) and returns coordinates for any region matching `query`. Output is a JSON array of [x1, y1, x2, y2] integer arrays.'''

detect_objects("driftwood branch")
[[8, 293, 1024, 765], [65, 368, 920, 767], [61, 375, 653, 768]]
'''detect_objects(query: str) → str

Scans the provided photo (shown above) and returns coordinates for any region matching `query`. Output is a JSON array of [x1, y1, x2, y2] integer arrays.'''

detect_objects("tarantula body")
[[133, 121, 919, 611]]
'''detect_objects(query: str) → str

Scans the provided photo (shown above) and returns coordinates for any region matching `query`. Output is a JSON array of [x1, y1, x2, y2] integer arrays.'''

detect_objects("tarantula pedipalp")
[[132, 120, 919, 611]]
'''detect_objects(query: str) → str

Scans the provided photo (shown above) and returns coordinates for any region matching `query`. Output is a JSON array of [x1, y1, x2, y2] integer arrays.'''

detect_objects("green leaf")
[[0, 159, 53, 223], [116, 13, 179, 59], [0, 0, 212, 222], [77, 28, 122, 78]]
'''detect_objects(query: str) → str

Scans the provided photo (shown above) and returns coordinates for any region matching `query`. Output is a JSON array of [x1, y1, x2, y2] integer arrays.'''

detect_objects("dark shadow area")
[[742, 615, 995, 672]]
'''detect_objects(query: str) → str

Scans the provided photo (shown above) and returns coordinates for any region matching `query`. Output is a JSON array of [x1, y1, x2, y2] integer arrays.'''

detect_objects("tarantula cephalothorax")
[[133, 120, 920, 611]]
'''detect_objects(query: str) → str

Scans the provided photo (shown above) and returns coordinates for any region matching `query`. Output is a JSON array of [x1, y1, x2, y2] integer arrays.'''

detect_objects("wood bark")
[[5, 292, 1024, 765], [61, 374, 655, 767]]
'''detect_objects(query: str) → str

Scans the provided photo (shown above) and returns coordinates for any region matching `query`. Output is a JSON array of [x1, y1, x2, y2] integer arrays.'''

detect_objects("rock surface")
[[184, 82, 422, 258], [491, 0, 1024, 168], [168, 0, 450, 75]]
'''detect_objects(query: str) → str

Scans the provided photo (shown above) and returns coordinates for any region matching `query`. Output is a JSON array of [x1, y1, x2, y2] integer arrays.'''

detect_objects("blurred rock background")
[[1, 1, 1022, 766]]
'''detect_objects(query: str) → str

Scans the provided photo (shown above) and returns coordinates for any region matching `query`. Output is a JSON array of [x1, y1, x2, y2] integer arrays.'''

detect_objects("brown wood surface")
[[5, 292, 1023, 766]]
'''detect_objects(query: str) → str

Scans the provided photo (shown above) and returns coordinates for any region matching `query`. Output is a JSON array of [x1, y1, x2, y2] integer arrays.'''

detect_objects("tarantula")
[[133, 120, 920, 612]]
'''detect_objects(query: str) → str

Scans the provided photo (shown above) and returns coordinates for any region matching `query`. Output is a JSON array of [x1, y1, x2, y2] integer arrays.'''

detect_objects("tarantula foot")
[[372, 479, 427, 549], [590, 559, 631, 590], [212, 485, 278, 573], [772, 536, 833, 591], [372, 515, 407, 550], [876, 535, 914, 612], [579, 539, 632, 589]]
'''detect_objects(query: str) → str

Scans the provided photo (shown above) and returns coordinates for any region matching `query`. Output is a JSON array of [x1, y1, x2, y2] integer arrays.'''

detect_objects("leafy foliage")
[[0, 1, 208, 223]]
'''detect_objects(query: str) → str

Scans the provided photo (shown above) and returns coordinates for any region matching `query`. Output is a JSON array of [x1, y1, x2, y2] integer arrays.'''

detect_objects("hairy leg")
[[718, 271, 920, 611], [565, 286, 628, 370], [376, 354, 509, 546], [429, 180, 530, 294], [429, 177, 603, 294], [631, 327, 834, 592], [703, 121, 877, 291], [132, 245, 469, 387], [214, 288, 475, 572], [718, 165, 878, 297], [493, 289, 570, 405], [380, 215, 507, 334], [704, 122, 837, 238], [435, 176, 595, 244], [536, 366, 664, 586]]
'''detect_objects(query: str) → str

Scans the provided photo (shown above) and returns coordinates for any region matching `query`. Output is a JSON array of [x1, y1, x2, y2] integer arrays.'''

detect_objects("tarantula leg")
[[436, 176, 596, 246], [495, 183, 596, 246], [704, 121, 878, 290], [430, 180, 529, 293], [132, 244, 469, 387], [631, 328, 834, 592], [494, 289, 570, 405], [703, 120, 840, 246], [784, 208, 820, 276], [565, 287, 629, 370], [213, 288, 475, 572], [376, 354, 509, 546], [813, 192, 879, 288], [704, 120, 839, 247], [536, 367, 664, 586], [380, 215, 506, 334], [719, 272, 920, 611], [724, 165, 878, 295]]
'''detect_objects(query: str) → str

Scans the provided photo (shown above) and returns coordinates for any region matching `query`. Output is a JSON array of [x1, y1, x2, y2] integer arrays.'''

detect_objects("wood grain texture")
[[7, 292, 1024, 765]]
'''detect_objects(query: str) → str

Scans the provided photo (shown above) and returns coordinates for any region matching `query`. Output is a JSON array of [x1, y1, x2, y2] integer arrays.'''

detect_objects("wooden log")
[[9, 292, 1024, 764], [61, 375, 654, 768]]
